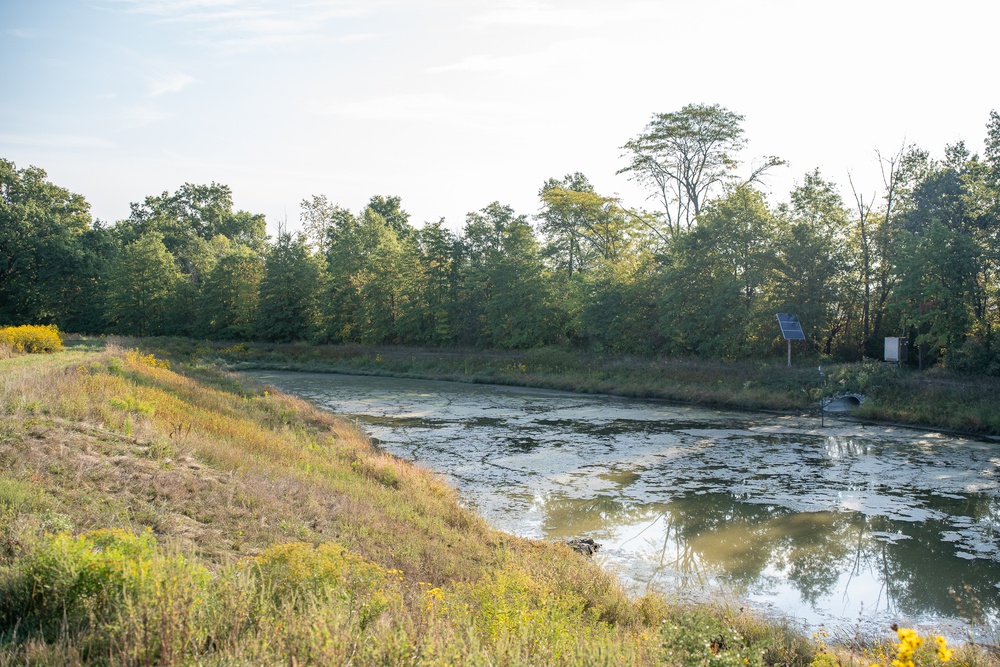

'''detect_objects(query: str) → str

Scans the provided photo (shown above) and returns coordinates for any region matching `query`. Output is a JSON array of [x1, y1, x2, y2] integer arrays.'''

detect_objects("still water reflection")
[[247, 371, 1000, 636]]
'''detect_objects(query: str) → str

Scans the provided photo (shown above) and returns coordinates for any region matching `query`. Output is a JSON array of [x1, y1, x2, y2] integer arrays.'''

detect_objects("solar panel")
[[776, 313, 805, 340]]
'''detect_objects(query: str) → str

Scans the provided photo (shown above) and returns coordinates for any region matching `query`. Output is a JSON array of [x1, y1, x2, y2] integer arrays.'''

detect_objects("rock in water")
[[566, 537, 601, 556]]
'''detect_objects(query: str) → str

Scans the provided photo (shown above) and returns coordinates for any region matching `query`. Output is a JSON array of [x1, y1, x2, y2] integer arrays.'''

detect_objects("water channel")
[[246, 371, 1000, 638]]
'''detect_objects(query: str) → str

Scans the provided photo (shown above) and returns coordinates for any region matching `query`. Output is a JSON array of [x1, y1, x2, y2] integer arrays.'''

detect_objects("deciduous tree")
[[105, 232, 179, 336], [619, 104, 781, 238]]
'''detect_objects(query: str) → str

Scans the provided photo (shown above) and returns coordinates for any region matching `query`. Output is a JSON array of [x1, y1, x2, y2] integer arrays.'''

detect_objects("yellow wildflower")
[[892, 627, 923, 667], [935, 636, 953, 663]]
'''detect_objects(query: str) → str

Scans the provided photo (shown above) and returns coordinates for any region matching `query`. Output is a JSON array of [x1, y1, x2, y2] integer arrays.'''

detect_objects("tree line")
[[2, 104, 999, 373]]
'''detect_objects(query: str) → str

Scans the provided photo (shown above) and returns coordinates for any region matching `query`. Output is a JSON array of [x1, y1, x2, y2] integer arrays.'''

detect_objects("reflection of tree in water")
[[671, 493, 1000, 622], [539, 490, 1000, 626], [865, 496, 1000, 622], [780, 512, 862, 604], [663, 494, 859, 603]]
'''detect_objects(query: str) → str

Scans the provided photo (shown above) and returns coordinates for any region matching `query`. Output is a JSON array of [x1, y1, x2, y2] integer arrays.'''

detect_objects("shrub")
[[249, 541, 399, 628], [0, 528, 209, 659], [0, 325, 63, 354]]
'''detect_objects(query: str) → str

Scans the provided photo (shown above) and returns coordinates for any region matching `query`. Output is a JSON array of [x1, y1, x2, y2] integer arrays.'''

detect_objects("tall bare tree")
[[619, 103, 781, 239]]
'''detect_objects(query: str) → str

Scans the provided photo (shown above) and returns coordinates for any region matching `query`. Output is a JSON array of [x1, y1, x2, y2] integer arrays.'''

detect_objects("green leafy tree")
[[121, 182, 267, 255], [350, 209, 423, 344], [659, 186, 778, 358], [458, 203, 566, 348], [893, 138, 999, 370], [537, 173, 638, 276], [256, 231, 327, 342], [300, 196, 362, 341], [415, 219, 460, 345], [0, 159, 96, 328], [536, 173, 598, 278], [773, 170, 852, 356], [619, 104, 781, 238], [301, 196, 421, 343], [577, 253, 659, 353], [845, 146, 930, 357], [365, 195, 412, 238], [105, 233, 179, 336], [197, 244, 264, 340], [117, 182, 268, 337]]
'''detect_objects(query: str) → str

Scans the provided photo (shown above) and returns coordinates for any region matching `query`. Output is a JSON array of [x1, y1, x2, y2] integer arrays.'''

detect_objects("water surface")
[[248, 371, 1000, 637]]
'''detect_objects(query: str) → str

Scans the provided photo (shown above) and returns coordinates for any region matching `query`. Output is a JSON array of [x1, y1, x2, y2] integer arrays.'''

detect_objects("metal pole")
[[787, 340, 792, 368], [819, 366, 825, 428]]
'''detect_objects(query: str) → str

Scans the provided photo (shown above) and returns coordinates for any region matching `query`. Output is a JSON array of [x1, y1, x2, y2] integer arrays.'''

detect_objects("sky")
[[2, 0, 998, 235]]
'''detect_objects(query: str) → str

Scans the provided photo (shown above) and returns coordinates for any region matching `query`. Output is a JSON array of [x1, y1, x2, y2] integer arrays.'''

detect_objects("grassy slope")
[[156, 339, 1000, 437], [0, 341, 818, 666]]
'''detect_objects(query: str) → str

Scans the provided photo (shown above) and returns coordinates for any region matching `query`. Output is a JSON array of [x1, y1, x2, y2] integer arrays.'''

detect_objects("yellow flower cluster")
[[935, 636, 953, 663], [0, 324, 63, 353], [125, 349, 171, 369], [892, 627, 923, 667], [878, 628, 952, 667]]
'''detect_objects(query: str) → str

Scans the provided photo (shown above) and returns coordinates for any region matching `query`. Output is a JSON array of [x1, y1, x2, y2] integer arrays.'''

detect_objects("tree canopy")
[[2, 106, 999, 373]]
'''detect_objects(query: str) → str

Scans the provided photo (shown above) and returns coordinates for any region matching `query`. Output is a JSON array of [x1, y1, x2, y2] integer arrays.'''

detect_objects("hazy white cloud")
[[147, 71, 195, 96], [0, 133, 116, 149], [427, 38, 614, 81], [314, 92, 520, 128], [426, 53, 508, 74], [468, 1, 669, 28], [123, 105, 172, 127], [103, 0, 244, 15], [102, 0, 374, 53], [334, 32, 378, 43]]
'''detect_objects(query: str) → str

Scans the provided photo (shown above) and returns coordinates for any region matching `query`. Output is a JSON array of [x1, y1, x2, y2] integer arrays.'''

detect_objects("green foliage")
[[256, 231, 327, 342], [893, 145, 999, 371], [119, 182, 266, 254], [2, 107, 1000, 373], [459, 202, 568, 348], [108, 394, 156, 416], [350, 209, 424, 345], [0, 159, 96, 329], [578, 255, 659, 353], [414, 219, 460, 345], [774, 170, 853, 356], [660, 186, 778, 358], [105, 232, 180, 336], [0, 528, 209, 656], [197, 245, 264, 339], [537, 172, 640, 277], [251, 541, 398, 627], [618, 103, 782, 238], [659, 609, 761, 667], [0, 477, 41, 514]]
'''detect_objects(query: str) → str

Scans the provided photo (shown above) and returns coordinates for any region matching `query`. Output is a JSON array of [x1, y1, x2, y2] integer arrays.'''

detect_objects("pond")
[[246, 371, 1000, 638]]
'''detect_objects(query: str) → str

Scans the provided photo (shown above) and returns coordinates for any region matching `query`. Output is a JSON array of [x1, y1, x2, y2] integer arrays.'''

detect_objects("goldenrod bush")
[[0, 324, 63, 353], [0, 528, 209, 662]]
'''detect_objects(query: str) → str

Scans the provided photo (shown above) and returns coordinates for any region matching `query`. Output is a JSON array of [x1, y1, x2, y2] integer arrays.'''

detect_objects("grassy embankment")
[[1, 338, 827, 665], [0, 336, 991, 665], [159, 339, 1000, 437]]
